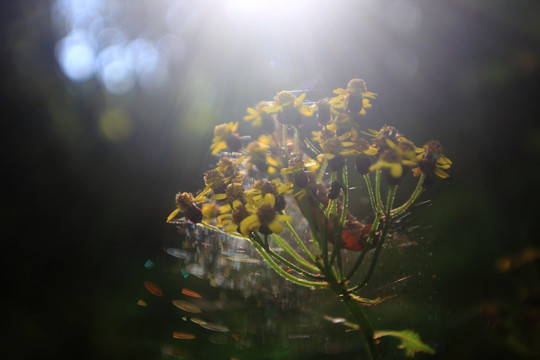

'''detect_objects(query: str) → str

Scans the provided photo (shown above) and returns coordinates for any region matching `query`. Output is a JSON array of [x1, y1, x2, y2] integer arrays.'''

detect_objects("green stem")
[[391, 173, 425, 216], [317, 159, 327, 184], [385, 185, 398, 214], [303, 137, 321, 157], [341, 294, 381, 360], [249, 236, 328, 289], [267, 248, 322, 280], [327, 272, 381, 360], [295, 191, 324, 256], [374, 170, 384, 214], [356, 185, 397, 289], [272, 231, 319, 272], [363, 174, 378, 214]]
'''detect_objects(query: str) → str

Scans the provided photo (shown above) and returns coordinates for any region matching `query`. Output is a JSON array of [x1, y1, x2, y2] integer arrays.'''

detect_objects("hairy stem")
[[391, 173, 425, 216], [250, 235, 328, 289], [356, 185, 397, 289], [273, 230, 319, 272]]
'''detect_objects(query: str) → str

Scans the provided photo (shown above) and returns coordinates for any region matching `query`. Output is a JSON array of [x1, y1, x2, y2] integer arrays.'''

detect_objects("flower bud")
[[328, 154, 345, 172], [293, 172, 309, 188], [316, 98, 331, 126], [328, 180, 342, 200], [355, 155, 371, 175], [225, 134, 243, 152], [186, 205, 203, 224]]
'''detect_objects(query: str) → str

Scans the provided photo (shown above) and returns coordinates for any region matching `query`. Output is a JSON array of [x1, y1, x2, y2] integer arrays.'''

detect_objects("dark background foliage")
[[2, 0, 540, 359]]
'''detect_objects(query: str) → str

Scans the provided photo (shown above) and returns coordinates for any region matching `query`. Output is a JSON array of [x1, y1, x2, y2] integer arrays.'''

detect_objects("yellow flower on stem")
[[415, 140, 452, 179], [243, 101, 276, 132], [217, 200, 249, 234], [212, 182, 245, 202], [332, 78, 377, 116], [314, 129, 357, 171], [369, 139, 417, 184], [167, 192, 204, 223], [239, 193, 293, 236], [245, 179, 293, 211], [245, 136, 283, 175], [365, 125, 406, 152], [198, 169, 227, 199], [266, 91, 315, 127], [210, 122, 242, 155], [215, 157, 243, 182]]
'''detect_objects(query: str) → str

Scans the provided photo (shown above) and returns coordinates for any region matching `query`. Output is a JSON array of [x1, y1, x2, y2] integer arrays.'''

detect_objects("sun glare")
[[225, 0, 308, 16]]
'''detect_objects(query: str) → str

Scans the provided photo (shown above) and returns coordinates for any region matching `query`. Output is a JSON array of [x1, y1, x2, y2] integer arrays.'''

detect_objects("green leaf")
[[374, 330, 435, 357]]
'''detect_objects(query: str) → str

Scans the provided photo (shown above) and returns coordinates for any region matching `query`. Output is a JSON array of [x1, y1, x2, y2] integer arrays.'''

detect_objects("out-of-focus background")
[[3, 0, 540, 359]]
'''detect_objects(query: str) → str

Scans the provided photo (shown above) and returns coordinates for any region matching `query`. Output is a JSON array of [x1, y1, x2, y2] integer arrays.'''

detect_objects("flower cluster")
[[167, 78, 449, 359], [168, 78, 451, 241]]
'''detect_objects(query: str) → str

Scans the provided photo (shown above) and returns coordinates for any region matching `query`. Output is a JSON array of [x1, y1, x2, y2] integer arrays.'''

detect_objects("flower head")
[[316, 98, 332, 126], [239, 193, 292, 236], [210, 122, 242, 155], [243, 101, 276, 132], [332, 78, 377, 116], [167, 192, 203, 223], [216, 157, 241, 179], [264, 91, 315, 127], [313, 128, 358, 171], [247, 179, 293, 211], [367, 125, 404, 152], [245, 136, 283, 175], [370, 139, 417, 184], [217, 200, 249, 233], [415, 140, 452, 179]]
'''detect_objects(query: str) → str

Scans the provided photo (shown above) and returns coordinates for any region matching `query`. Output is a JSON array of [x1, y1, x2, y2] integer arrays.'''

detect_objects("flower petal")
[[268, 220, 283, 234], [211, 193, 227, 200], [390, 164, 403, 178], [240, 215, 259, 235], [435, 168, 450, 178], [167, 208, 181, 222], [263, 193, 276, 207]]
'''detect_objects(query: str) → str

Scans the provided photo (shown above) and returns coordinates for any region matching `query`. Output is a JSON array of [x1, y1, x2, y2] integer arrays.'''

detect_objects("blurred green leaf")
[[374, 330, 435, 357]]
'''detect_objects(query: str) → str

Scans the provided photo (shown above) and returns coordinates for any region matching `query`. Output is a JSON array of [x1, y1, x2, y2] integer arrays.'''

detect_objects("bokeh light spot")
[[98, 107, 133, 142], [171, 299, 201, 313], [143, 280, 164, 297], [181, 288, 202, 298], [172, 331, 196, 340], [56, 33, 96, 81]]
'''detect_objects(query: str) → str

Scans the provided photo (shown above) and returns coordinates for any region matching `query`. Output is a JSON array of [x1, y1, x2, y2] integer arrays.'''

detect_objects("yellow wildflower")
[[239, 193, 293, 236], [266, 91, 315, 127], [369, 139, 417, 184], [332, 78, 377, 116], [210, 122, 242, 155], [415, 140, 452, 179], [217, 200, 249, 234]]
